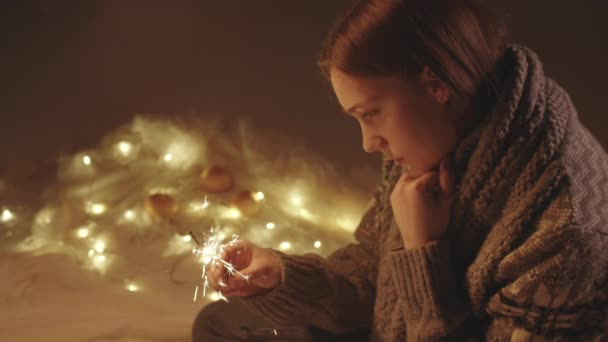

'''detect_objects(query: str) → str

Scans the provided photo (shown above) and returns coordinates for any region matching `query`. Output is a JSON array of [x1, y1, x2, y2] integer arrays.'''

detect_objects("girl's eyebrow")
[[342, 103, 366, 115], [341, 95, 380, 115]]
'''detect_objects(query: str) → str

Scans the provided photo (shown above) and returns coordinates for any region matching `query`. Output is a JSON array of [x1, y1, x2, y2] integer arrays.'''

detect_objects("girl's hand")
[[390, 155, 455, 249], [208, 240, 282, 297]]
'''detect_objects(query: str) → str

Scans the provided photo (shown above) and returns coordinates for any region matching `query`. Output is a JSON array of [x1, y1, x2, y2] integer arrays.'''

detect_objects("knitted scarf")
[[381, 44, 572, 315]]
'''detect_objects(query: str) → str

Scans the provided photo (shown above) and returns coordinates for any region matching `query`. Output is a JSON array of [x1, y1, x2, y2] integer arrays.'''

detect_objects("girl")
[[194, 0, 608, 340]]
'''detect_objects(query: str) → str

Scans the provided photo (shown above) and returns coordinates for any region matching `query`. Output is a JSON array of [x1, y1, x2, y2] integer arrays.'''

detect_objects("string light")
[[126, 283, 139, 292], [123, 210, 135, 221], [86, 202, 107, 216], [83, 155, 92, 165], [182, 235, 192, 242], [266, 222, 275, 230], [290, 193, 303, 206], [163, 153, 173, 162], [1, 209, 14, 223], [94, 240, 106, 253], [254, 192, 265, 201], [279, 241, 291, 250], [117, 141, 133, 157], [314, 240, 322, 249], [88, 249, 95, 257], [76, 228, 90, 239]]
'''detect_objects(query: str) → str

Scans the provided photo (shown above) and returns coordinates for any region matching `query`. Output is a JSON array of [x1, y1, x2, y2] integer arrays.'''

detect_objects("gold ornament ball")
[[145, 193, 179, 218], [232, 190, 262, 216], [200, 166, 234, 193]]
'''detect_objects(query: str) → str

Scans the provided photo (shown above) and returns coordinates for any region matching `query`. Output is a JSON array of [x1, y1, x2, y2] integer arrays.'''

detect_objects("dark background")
[[1, 0, 606, 188]]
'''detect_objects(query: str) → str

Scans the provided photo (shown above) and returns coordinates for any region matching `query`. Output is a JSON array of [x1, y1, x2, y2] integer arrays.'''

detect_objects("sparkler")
[[190, 230, 250, 302]]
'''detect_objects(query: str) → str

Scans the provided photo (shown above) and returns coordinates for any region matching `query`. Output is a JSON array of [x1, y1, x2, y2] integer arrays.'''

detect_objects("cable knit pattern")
[[241, 45, 608, 340]]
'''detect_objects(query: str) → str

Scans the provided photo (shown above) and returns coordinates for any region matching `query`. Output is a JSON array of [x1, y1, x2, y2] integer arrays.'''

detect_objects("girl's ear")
[[420, 65, 450, 105]]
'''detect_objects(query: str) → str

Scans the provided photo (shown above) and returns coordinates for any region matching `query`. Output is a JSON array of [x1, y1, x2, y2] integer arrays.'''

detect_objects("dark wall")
[[1, 1, 606, 182]]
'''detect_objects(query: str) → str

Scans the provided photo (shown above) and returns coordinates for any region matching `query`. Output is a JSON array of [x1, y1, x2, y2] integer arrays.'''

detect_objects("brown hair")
[[318, 0, 507, 106]]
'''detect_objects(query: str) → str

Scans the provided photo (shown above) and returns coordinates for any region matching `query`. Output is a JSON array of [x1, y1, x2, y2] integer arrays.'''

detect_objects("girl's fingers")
[[439, 157, 455, 195], [414, 171, 439, 192]]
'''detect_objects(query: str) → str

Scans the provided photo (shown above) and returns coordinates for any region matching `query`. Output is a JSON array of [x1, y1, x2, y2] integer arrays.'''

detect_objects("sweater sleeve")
[[387, 239, 474, 341], [239, 161, 395, 334], [482, 220, 608, 341], [387, 187, 607, 341]]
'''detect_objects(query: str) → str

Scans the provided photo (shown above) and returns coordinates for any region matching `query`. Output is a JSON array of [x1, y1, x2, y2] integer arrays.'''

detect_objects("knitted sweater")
[[242, 45, 608, 340]]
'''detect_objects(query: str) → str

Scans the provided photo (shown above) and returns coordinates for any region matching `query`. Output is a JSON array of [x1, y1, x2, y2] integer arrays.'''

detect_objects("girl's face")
[[329, 67, 467, 178]]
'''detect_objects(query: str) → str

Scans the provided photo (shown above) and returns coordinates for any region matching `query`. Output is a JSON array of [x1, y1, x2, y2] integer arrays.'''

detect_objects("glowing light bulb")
[[1, 209, 14, 222], [88, 249, 95, 257], [127, 283, 139, 292], [163, 153, 173, 162], [290, 193, 303, 206], [94, 240, 106, 253], [76, 228, 90, 238], [86, 202, 107, 215], [83, 155, 92, 165], [266, 222, 275, 230], [182, 235, 192, 242], [123, 210, 135, 221], [254, 192, 265, 201], [314, 240, 322, 249], [117, 141, 133, 156], [279, 241, 291, 250]]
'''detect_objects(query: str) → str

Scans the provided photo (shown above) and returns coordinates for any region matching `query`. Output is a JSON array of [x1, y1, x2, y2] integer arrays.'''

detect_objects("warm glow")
[[163, 153, 173, 162], [336, 215, 358, 232], [117, 141, 133, 156], [299, 208, 313, 220], [290, 193, 303, 206], [94, 240, 106, 253], [93, 255, 106, 266], [86, 202, 107, 215], [182, 235, 192, 242], [123, 210, 135, 221], [76, 228, 90, 239], [216, 231, 227, 241], [209, 292, 221, 302], [127, 283, 139, 292], [221, 207, 241, 220], [314, 240, 322, 249], [266, 222, 275, 230], [279, 241, 291, 250], [254, 192, 265, 201], [189, 197, 209, 212], [88, 249, 95, 257], [34, 208, 54, 225], [1, 209, 14, 222], [83, 155, 92, 165]]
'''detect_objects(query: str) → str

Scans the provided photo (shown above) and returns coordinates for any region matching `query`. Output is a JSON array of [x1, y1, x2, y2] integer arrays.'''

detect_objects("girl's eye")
[[361, 110, 377, 118]]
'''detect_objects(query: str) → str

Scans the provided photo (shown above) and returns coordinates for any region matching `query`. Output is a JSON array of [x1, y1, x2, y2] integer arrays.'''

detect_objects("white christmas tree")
[[0, 115, 372, 341]]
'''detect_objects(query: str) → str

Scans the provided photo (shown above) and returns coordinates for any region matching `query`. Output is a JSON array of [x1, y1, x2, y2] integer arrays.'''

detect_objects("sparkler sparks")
[[190, 230, 249, 302]]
